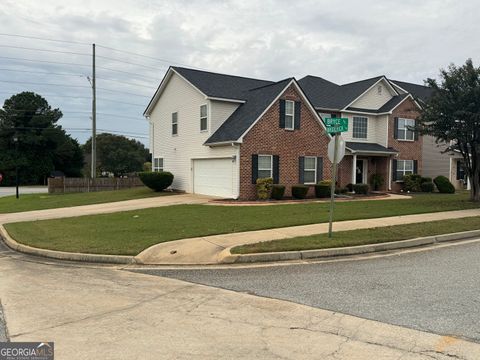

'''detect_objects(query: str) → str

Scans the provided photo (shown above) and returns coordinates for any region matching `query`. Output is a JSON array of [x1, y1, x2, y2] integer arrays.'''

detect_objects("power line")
[[0, 79, 90, 88], [96, 65, 156, 80], [96, 77, 153, 89], [0, 33, 91, 46], [96, 54, 160, 71], [0, 44, 90, 57], [96, 87, 150, 98], [0, 68, 85, 78], [0, 55, 90, 68], [7, 126, 148, 139], [95, 43, 204, 70]]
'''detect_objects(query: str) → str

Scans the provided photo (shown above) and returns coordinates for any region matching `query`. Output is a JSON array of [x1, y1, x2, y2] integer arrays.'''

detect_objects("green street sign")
[[324, 118, 348, 133]]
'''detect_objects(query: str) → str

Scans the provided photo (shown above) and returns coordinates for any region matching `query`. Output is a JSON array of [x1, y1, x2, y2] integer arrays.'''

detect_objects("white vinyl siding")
[[397, 118, 415, 141], [149, 72, 239, 197], [258, 155, 273, 179], [200, 104, 208, 132], [396, 160, 414, 181], [153, 158, 164, 172], [352, 116, 368, 139], [350, 79, 395, 110], [304, 157, 317, 184], [209, 100, 239, 134], [285, 100, 295, 130]]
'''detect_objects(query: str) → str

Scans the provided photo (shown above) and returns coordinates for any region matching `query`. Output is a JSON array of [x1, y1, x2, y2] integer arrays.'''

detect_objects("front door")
[[356, 159, 364, 184]]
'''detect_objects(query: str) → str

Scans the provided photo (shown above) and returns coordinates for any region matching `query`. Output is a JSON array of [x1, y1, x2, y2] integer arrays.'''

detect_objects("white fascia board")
[[204, 141, 241, 147], [238, 79, 331, 143], [342, 109, 391, 116], [143, 67, 207, 116], [341, 77, 394, 111], [206, 96, 246, 104], [390, 81, 409, 94]]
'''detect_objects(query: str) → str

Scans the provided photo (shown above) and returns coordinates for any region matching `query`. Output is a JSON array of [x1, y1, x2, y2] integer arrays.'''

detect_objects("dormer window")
[[285, 100, 295, 130]]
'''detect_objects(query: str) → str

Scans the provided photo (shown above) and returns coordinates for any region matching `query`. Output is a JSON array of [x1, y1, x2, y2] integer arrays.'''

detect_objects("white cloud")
[[0, 0, 478, 144]]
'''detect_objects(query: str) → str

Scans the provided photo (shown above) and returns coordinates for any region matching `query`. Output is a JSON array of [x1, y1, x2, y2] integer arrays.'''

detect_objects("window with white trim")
[[397, 118, 415, 141], [172, 112, 178, 135], [396, 160, 414, 181], [258, 155, 273, 179], [285, 100, 295, 130], [352, 116, 368, 139], [153, 158, 164, 172], [303, 157, 317, 184], [200, 104, 208, 132]]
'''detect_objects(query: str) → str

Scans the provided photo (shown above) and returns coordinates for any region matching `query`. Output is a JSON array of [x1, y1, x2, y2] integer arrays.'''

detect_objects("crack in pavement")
[[9, 285, 193, 339]]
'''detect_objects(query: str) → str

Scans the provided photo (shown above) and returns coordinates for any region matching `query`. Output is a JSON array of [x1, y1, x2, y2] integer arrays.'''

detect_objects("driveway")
[[0, 193, 212, 224], [133, 239, 480, 344], [0, 186, 47, 197], [0, 243, 478, 359]]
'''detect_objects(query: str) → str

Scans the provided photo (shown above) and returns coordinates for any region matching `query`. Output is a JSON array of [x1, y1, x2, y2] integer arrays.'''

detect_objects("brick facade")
[[239, 84, 331, 200], [388, 98, 422, 192]]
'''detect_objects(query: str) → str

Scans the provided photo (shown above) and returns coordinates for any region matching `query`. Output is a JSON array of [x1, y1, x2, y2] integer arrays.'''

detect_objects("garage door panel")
[[193, 159, 234, 198]]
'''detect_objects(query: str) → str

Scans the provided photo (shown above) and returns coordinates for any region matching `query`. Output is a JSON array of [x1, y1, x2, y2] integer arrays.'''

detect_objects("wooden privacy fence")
[[48, 177, 144, 194]]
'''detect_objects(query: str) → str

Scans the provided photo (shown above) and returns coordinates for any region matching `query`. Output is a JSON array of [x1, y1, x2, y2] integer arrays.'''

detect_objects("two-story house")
[[144, 67, 429, 199]]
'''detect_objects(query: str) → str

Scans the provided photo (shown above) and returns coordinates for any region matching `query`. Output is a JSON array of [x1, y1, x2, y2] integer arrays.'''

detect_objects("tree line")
[[0, 92, 149, 186]]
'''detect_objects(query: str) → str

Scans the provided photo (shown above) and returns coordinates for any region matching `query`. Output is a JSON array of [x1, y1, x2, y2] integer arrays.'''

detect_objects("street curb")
[[0, 225, 136, 265], [220, 230, 480, 264]]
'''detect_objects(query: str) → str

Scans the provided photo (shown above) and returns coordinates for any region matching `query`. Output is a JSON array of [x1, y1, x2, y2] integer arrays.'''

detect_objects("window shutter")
[[413, 160, 418, 174], [316, 157, 323, 182], [394, 117, 399, 139], [456, 161, 462, 180], [294, 101, 301, 130], [299, 156, 305, 183], [392, 159, 397, 181], [414, 119, 419, 141], [252, 154, 258, 184], [273, 155, 280, 184], [279, 99, 286, 128]]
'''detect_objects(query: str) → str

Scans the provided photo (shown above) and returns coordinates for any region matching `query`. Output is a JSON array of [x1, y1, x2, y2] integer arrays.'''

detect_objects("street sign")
[[324, 118, 348, 134], [328, 135, 345, 163]]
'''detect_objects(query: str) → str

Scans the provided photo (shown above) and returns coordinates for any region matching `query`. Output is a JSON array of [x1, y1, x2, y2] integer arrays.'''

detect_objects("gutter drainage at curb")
[[219, 229, 480, 264], [0, 225, 135, 265]]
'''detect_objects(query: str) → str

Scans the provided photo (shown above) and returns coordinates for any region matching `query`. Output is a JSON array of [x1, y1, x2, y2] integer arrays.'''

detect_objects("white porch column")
[[388, 157, 392, 191], [352, 154, 357, 185]]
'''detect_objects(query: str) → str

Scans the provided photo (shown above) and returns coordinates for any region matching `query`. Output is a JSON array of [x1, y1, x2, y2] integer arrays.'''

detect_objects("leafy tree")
[[83, 133, 149, 177], [0, 92, 84, 185], [418, 59, 480, 201]]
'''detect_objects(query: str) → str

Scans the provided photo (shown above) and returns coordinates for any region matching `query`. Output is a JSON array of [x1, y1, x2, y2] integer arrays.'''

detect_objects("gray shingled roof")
[[205, 78, 294, 144], [298, 75, 386, 110], [346, 142, 398, 154], [390, 80, 434, 103], [173, 66, 273, 100]]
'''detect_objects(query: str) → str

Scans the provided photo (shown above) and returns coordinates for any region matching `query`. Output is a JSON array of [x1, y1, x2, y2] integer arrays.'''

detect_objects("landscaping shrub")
[[270, 184, 285, 200], [346, 183, 354, 192], [353, 183, 369, 195], [315, 180, 331, 198], [256, 177, 273, 200], [434, 175, 455, 194], [291, 185, 309, 199], [403, 174, 423, 192], [421, 177, 432, 184], [335, 187, 348, 194], [370, 174, 384, 191], [420, 181, 435, 193], [138, 171, 174, 192]]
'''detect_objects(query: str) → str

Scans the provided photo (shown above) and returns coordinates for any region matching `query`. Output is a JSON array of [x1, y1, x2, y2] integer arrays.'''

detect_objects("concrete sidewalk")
[[0, 193, 212, 224], [0, 254, 478, 359], [136, 208, 480, 265]]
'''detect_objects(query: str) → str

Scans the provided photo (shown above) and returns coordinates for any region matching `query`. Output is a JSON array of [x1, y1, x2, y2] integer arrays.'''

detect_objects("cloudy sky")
[[0, 0, 478, 146]]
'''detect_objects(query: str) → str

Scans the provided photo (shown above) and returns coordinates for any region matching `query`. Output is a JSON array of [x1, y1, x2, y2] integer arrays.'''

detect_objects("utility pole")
[[328, 132, 339, 238], [91, 43, 97, 179]]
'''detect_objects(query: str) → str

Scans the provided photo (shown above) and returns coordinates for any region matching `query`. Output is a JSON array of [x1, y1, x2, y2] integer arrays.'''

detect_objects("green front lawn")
[[4, 192, 479, 255], [0, 187, 170, 214], [232, 216, 480, 254]]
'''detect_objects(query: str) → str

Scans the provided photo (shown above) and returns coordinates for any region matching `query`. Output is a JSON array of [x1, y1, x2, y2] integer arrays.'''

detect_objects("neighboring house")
[[144, 67, 448, 199]]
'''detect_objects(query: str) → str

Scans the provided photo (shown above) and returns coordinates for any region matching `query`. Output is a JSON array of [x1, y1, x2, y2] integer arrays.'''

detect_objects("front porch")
[[337, 142, 398, 191]]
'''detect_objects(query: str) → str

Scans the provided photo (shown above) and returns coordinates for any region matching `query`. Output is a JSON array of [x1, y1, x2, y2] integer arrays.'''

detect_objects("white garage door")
[[193, 158, 235, 198]]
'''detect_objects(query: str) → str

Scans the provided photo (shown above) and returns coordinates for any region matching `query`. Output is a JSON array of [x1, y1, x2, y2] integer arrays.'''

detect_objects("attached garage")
[[192, 158, 236, 198]]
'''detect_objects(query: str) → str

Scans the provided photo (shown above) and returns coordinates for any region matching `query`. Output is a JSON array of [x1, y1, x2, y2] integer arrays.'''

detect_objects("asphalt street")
[[0, 186, 47, 197], [134, 240, 480, 343]]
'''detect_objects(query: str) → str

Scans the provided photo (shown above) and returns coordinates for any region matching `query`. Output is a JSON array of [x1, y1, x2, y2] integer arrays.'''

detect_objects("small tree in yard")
[[418, 59, 480, 201]]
